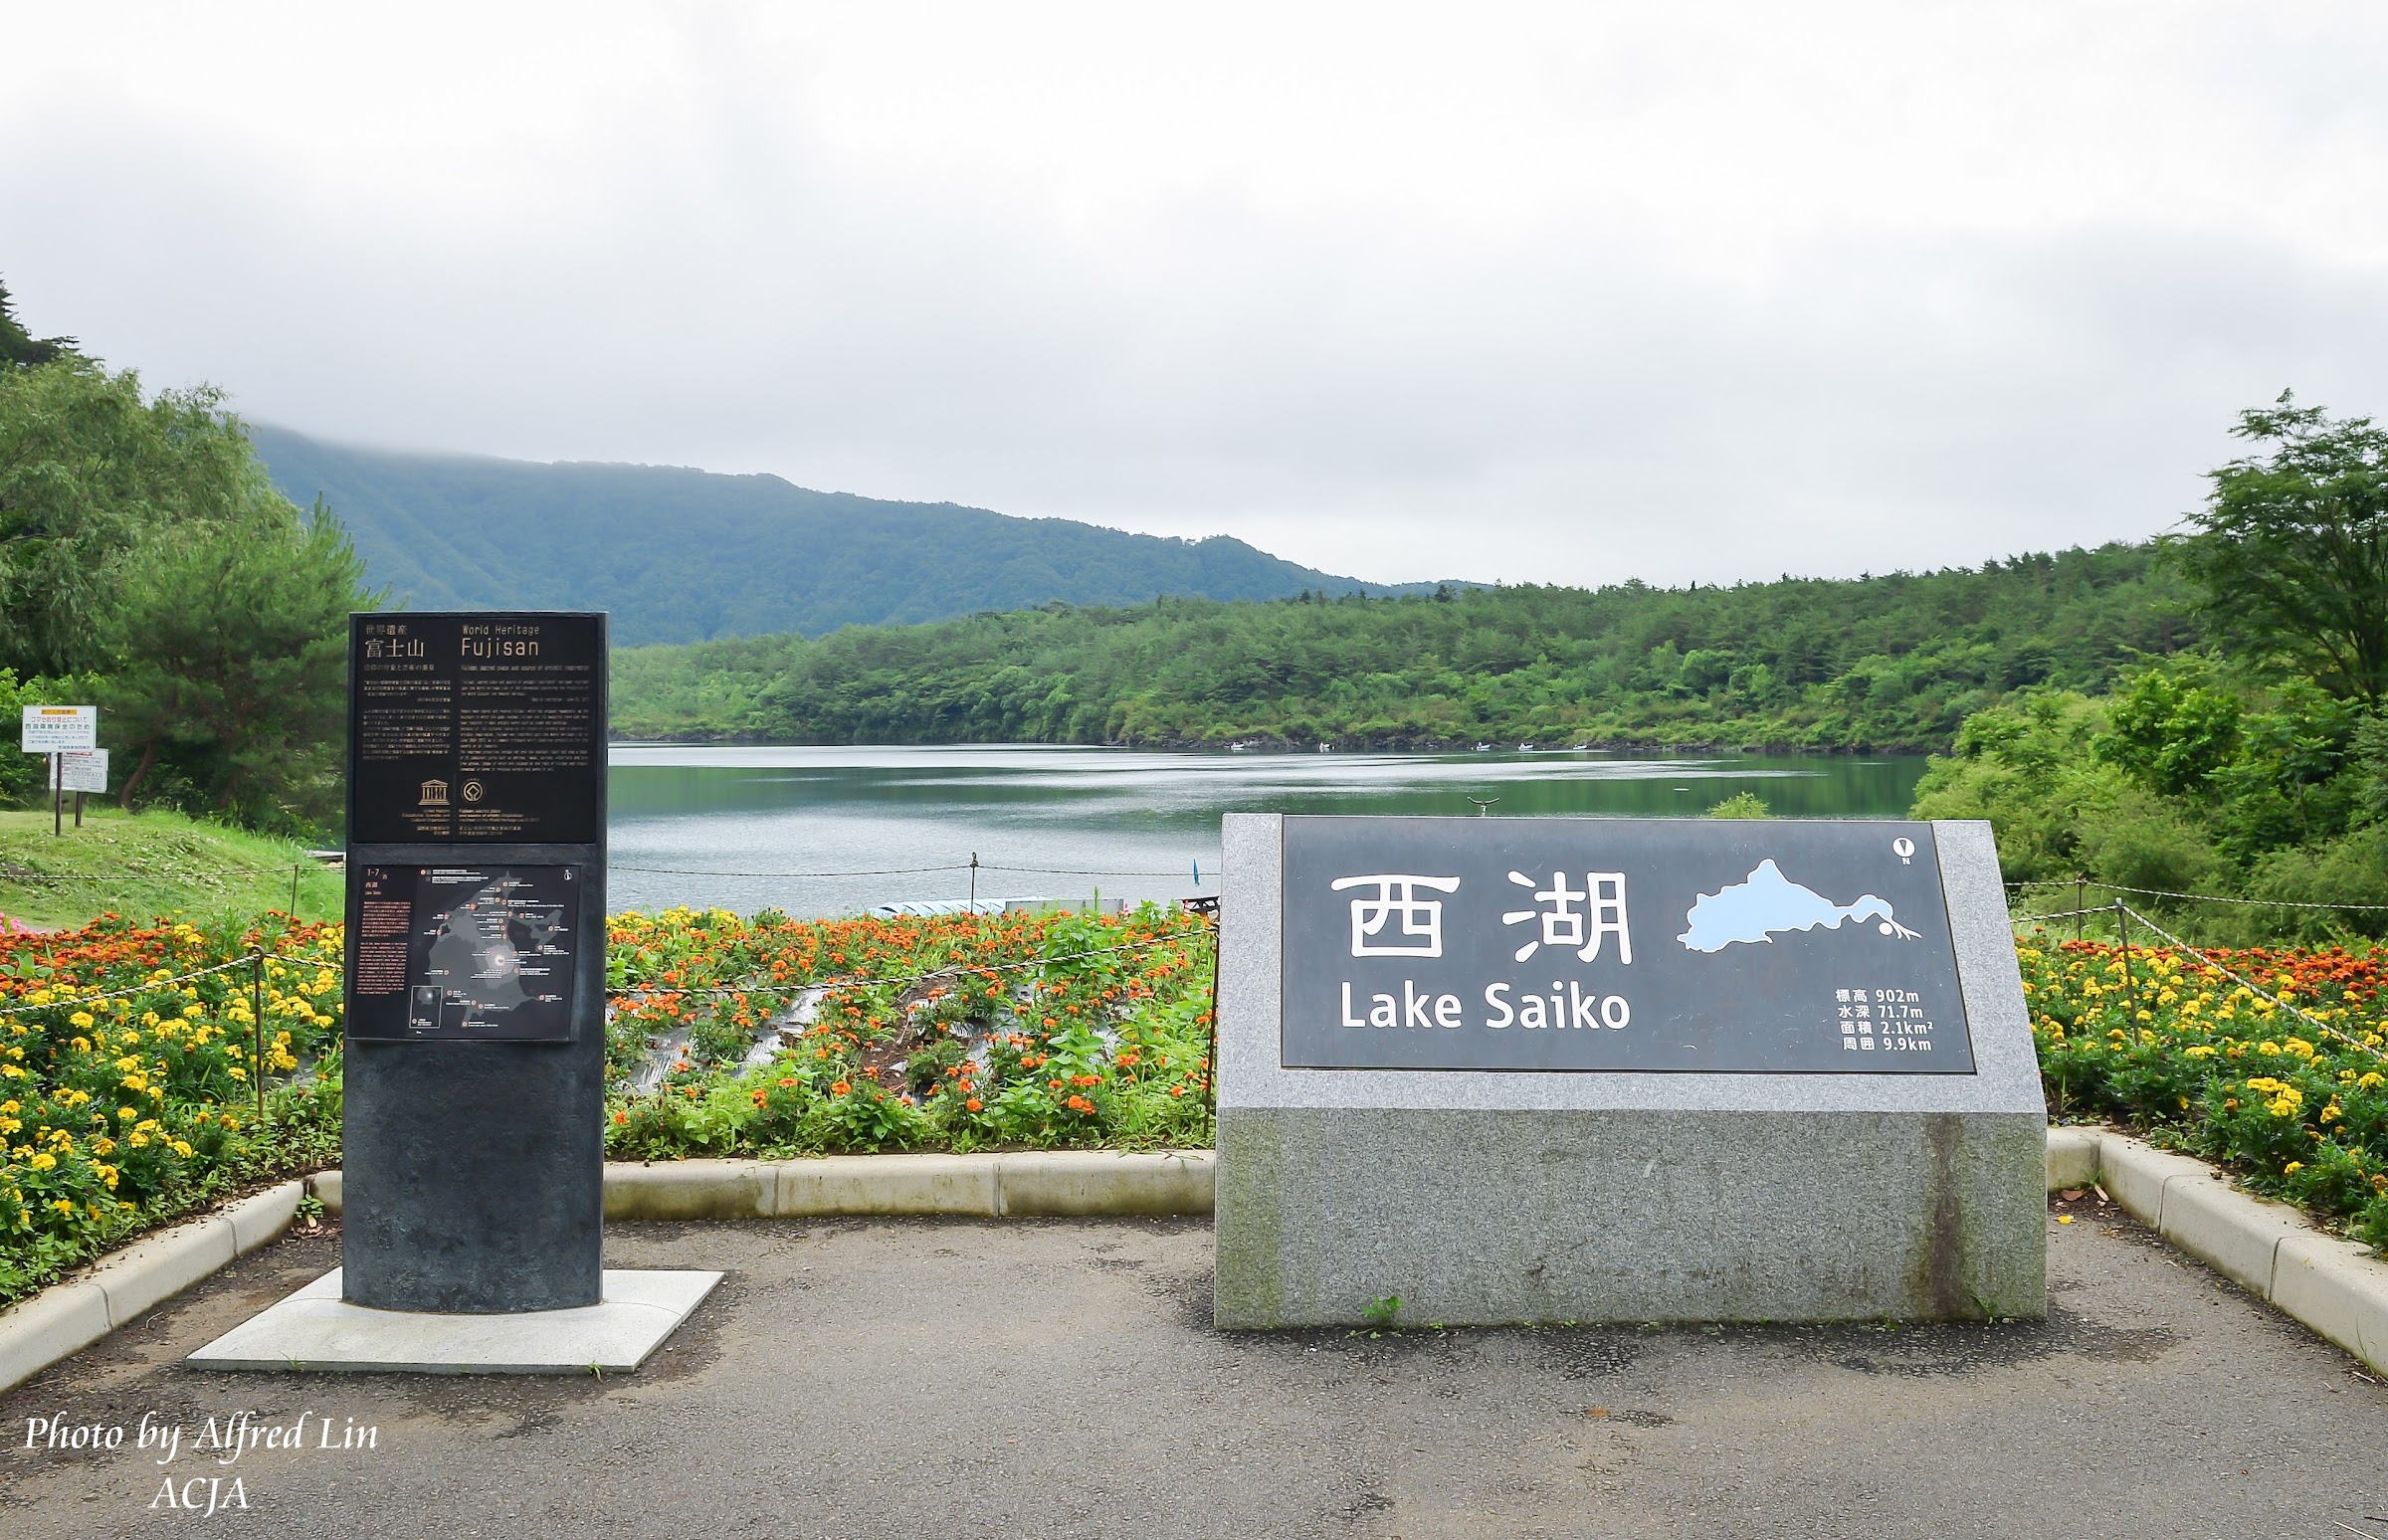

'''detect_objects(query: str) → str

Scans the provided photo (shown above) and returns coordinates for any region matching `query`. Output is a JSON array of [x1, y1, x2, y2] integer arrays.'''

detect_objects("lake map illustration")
[[1678, 859, 1922, 953]]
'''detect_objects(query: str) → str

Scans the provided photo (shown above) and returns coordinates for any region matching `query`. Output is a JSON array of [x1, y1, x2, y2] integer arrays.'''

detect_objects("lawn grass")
[[0, 807, 341, 931]]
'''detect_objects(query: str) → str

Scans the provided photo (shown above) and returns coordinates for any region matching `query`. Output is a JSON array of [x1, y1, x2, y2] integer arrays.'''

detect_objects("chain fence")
[[2007, 876, 2388, 914]]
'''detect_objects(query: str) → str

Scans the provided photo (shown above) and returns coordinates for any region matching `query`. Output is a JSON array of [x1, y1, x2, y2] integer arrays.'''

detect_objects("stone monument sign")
[[1214, 814, 2046, 1328]]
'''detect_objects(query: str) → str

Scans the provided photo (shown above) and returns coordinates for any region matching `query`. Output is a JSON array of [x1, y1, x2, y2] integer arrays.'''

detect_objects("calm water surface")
[[607, 746, 1929, 917]]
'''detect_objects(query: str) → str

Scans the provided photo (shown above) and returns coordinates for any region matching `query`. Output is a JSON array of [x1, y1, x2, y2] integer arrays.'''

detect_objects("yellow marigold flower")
[[28, 1152, 55, 1170], [69, 1011, 94, 1030], [2285, 1161, 2304, 1175], [2361, 1072, 2386, 1090]]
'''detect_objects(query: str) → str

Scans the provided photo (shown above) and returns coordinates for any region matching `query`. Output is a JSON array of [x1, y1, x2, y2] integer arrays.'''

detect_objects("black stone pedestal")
[[340, 849, 607, 1312]]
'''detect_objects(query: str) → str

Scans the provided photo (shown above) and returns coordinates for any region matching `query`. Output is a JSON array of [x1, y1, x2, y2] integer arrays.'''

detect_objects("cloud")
[[4, 2, 2386, 588]]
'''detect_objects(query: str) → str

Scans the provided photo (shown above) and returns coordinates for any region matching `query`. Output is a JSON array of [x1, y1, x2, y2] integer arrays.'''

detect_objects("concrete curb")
[[304, 1151, 1221, 1222], [2054, 1125, 2388, 1376], [0, 1180, 304, 1394]]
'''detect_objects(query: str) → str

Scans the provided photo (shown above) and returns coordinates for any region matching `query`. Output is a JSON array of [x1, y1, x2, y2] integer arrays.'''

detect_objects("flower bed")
[[2022, 930, 2388, 1245], [0, 914, 345, 1306], [13, 897, 2376, 1317], [0, 902, 1217, 1306], [603, 903, 1216, 1158]]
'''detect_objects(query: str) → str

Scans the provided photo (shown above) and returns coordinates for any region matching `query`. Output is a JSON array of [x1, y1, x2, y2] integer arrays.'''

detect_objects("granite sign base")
[[185, 1268, 721, 1375], [1213, 815, 2048, 1329]]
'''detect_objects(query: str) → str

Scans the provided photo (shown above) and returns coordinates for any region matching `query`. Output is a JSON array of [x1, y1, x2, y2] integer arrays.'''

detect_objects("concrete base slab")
[[183, 1268, 721, 1374]]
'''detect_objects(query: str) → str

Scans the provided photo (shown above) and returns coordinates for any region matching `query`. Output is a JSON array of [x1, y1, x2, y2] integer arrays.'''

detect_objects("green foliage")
[[2094, 658, 2242, 796], [2172, 393, 2388, 704], [0, 362, 268, 679], [1706, 792, 1771, 819], [0, 358, 379, 835], [613, 543, 2198, 750], [95, 499, 373, 829], [1918, 657, 2387, 943]]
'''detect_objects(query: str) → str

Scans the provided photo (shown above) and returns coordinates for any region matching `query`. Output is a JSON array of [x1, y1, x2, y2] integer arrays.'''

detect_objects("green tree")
[[97, 499, 374, 829], [2173, 394, 2388, 704], [0, 279, 76, 368], [0, 361, 263, 677], [2094, 659, 2242, 796]]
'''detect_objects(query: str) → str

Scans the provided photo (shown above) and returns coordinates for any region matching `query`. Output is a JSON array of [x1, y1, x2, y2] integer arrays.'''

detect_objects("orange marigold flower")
[[830, 1079, 852, 1095], [965, 1097, 982, 1111]]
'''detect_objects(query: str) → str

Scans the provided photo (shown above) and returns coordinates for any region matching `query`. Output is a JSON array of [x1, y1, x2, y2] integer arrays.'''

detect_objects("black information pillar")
[[341, 613, 608, 1312]]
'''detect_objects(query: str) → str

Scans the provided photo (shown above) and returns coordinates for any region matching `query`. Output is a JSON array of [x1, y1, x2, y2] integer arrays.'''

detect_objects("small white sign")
[[53, 749, 108, 794], [21, 704, 97, 753]]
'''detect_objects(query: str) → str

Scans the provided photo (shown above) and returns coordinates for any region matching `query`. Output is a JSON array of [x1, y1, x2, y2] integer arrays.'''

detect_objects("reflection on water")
[[607, 746, 1930, 918]]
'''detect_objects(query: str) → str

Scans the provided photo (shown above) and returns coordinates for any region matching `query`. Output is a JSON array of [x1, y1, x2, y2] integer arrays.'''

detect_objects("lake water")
[[607, 746, 1931, 918]]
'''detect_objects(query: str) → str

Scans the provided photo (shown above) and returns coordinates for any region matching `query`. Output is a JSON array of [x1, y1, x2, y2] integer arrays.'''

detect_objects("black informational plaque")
[[1280, 816, 1974, 1074], [349, 613, 603, 844], [347, 865, 581, 1042]]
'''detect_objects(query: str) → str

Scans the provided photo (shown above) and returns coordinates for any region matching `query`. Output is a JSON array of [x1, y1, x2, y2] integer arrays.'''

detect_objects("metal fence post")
[[2114, 900, 2137, 1024], [251, 951, 266, 1122]]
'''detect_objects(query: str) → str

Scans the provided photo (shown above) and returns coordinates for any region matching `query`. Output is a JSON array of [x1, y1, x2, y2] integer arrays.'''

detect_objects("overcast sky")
[[5, 3, 2385, 588]]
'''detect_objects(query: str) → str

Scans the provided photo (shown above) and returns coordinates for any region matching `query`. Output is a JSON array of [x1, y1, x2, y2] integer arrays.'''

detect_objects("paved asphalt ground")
[[6, 1201, 2388, 1539]]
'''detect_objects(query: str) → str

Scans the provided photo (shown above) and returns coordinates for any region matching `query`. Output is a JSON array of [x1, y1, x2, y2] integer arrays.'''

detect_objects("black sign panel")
[[349, 613, 603, 845], [348, 865, 582, 1042], [1281, 817, 1974, 1073]]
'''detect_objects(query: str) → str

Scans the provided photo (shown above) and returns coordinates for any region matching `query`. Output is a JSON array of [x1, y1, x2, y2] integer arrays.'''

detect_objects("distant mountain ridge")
[[252, 425, 1440, 647]]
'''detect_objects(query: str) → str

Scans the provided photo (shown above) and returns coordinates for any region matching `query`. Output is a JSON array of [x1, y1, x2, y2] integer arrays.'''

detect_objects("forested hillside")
[[253, 425, 1439, 646], [1913, 397, 2388, 941], [611, 542, 2198, 750]]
